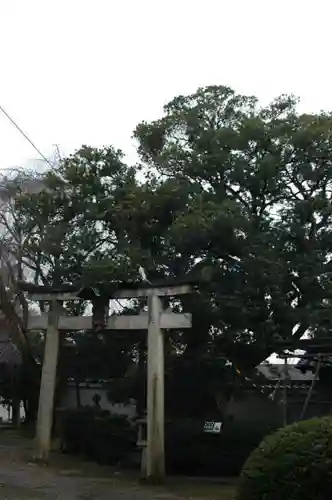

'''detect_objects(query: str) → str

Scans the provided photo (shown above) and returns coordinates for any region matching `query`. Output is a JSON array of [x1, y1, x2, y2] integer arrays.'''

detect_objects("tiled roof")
[[257, 364, 315, 381], [243, 364, 314, 398]]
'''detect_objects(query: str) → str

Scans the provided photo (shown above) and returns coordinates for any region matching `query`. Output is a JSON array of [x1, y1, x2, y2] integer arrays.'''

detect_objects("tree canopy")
[[2, 84, 332, 419]]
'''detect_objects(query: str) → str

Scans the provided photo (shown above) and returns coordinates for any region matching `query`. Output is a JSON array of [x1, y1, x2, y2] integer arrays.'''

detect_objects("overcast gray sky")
[[0, 0, 330, 171]]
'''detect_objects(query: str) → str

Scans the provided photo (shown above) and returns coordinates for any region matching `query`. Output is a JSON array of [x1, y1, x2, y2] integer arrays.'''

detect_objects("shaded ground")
[[0, 430, 236, 499]]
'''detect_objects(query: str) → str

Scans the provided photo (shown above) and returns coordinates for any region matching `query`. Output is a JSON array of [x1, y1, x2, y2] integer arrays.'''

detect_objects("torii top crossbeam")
[[18, 277, 197, 301]]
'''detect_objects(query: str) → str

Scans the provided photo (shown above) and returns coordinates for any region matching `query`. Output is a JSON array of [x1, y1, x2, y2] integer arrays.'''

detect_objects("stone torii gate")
[[19, 280, 193, 483]]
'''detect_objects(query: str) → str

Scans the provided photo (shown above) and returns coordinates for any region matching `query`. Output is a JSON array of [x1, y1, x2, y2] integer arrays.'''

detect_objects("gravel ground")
[[0, 433, 235, 499], [0, 460, 178, 500]]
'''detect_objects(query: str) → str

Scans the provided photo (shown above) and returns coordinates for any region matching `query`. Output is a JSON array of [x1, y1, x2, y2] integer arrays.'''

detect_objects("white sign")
[[204, 421, 223, 433]]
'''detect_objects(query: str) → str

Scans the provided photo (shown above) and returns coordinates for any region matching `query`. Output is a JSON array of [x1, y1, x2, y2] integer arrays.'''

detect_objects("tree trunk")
[[22, 355, 40, 425], [12, 398, 21, 427], [24, 387, 39, 424], [75, 378, 81, 407], [137, 336, 146, 416]]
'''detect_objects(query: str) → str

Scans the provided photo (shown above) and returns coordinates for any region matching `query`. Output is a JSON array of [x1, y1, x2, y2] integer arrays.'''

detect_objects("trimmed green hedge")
[[237, 417, 332, 500], [58, 407, 136, 465]]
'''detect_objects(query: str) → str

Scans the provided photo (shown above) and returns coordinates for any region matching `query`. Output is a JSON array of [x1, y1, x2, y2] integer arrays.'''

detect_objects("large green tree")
[[134, 85, 332, 370], [1, 148, 148, 416], [0, 152, 140, 420]]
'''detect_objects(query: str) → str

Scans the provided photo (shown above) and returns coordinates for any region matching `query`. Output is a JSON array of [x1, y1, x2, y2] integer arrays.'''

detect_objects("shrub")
[[237, 417, 332, 500], [57, 410, 276, 475], [58, 407, 136, 465]]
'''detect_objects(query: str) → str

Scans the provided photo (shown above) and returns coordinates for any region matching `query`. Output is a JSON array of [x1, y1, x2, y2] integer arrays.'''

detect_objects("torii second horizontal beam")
[[27, 313, 192, 331]]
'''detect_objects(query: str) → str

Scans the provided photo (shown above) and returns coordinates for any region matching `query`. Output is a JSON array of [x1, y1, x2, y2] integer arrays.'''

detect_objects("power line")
[[0, 104, 54, 169]]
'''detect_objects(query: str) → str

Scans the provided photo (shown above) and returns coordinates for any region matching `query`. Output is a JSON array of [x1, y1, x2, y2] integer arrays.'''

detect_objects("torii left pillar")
[[34, 300, 60, 462]]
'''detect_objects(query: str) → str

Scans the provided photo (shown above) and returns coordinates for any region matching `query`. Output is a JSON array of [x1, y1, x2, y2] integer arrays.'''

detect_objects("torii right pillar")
[[145, 285, 192, 484], [146, 294, 165, 482]]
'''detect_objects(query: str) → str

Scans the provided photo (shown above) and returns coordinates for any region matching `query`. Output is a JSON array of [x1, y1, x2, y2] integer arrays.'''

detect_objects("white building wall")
[[59, 384, 137, 419]]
